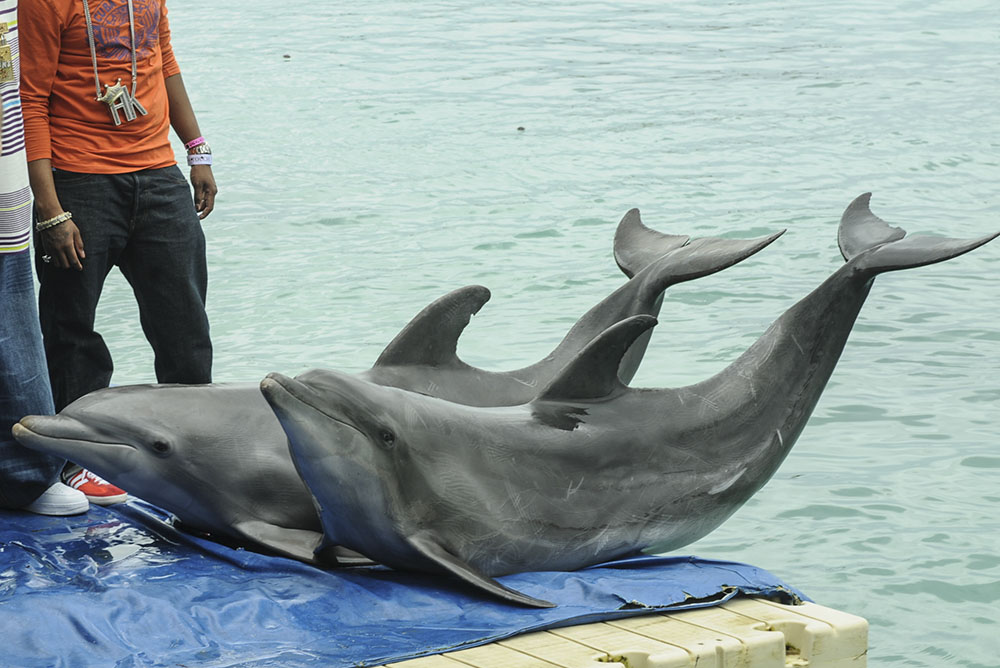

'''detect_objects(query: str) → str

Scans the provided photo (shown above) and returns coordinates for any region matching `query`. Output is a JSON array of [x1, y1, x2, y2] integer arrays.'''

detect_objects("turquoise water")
[[95, 2, 998, 664]]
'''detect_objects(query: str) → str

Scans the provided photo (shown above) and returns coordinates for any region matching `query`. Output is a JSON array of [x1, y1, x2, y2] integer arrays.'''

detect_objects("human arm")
[[165, 76, 217, 220], [28, 159, 85, 271], [18, 0, 64, 166], [159, 2, 215, 218], [20, 2, 84, 270]]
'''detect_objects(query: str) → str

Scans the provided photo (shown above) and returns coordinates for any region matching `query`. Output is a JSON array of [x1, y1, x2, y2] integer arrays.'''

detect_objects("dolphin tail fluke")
[[638, 230, 786, 294], [839, 193, 998, 272], [614, 208, 690, 278], [406, 531, 556, 608], [614, 208, 785, 280]]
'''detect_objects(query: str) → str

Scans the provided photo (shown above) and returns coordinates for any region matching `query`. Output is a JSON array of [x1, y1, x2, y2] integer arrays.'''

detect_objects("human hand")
[[190, 165, 217, 219], [41, 218, 85, 271]]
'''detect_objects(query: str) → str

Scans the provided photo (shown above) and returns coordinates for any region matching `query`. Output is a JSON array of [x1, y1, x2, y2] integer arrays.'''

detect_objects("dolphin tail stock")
[[405, 531, 556, 608], [609, 228, 783, 385], [838, 193, 999, 274]]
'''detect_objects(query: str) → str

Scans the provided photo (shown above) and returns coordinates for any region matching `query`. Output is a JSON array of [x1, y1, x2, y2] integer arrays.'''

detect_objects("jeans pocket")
[[159, 164, 192, 187], [51, 169, 95, 186]]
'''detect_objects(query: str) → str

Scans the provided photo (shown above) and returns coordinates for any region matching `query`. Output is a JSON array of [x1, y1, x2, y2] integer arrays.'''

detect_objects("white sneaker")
[[23, 482, 90, 516]]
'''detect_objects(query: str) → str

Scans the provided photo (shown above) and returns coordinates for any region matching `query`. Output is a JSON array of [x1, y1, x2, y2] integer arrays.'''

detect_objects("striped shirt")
[[0, 0, 31, 254]]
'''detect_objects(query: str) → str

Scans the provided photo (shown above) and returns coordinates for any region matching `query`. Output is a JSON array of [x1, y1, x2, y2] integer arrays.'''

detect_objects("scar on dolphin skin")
[[264, 193, 997, 607]]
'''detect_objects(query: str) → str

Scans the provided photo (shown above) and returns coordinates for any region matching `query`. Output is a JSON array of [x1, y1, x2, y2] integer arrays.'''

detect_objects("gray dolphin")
[[12, 215, 779, 562], [11, 383, 341, 563], [361, 221, 783, 404], [260, 193, 998, 607]]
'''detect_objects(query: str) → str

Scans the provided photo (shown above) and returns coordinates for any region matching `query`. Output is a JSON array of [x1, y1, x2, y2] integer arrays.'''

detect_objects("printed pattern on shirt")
[[1, 12, 25, 158], [90, 0, 161, 61]]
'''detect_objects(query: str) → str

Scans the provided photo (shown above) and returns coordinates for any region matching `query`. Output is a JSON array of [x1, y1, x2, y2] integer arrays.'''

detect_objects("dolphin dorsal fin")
[[405, 531, 555, 608], [374, 286, 491, 368], [614, 208, 690, 278], [536, 315, 658, 402]]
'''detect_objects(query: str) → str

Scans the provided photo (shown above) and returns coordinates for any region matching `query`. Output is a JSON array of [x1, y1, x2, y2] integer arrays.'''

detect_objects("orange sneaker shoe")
[[65, 469, 128, 505]]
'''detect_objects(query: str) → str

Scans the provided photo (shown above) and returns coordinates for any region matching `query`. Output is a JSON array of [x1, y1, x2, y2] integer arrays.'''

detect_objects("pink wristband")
[[184, 136, 206, 150]]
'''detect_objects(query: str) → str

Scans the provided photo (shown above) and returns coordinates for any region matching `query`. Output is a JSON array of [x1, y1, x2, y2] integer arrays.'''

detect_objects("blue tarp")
[[0, 500, 806, 667]]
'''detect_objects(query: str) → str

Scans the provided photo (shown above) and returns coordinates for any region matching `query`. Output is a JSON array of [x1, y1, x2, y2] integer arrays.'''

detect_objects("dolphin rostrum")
[[13, 215, 779, 562], [260, 193, 997, 607]]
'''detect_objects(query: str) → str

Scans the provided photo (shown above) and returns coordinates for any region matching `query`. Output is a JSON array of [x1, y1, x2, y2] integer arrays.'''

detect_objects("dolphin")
[[260, 193, 998, 607], [361, 220, 783, 404], [12, 214, 780, 562], [11, 383, 341, 563]]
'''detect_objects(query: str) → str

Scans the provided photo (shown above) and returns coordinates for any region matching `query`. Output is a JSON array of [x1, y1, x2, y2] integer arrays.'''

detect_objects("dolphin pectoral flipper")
[[373, 285, 491, 368], [314, 543, 378, 567], [231, 520, 326, 564], [405, 532, 556, 608], [839, 193, 999, 271]]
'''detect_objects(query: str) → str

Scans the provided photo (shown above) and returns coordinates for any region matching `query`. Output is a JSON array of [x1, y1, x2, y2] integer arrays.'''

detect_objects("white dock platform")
[[383, 598, 868, 668]]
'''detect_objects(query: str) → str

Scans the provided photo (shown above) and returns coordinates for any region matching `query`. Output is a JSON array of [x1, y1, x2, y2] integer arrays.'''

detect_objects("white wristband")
[[187, 153, 213, 166]]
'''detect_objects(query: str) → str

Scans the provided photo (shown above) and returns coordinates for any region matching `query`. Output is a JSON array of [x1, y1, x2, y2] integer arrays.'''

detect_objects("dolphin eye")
[[151, 440, 171, 456], [379, 429, 396, 448]]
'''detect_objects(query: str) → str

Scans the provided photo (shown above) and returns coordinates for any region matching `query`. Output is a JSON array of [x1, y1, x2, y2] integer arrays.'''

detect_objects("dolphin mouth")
[[12, 419, 139, 468], [260, 373, 363, 433]]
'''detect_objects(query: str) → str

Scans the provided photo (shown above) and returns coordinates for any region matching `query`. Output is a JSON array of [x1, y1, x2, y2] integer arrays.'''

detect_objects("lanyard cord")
[[82, 0, 138, 100]]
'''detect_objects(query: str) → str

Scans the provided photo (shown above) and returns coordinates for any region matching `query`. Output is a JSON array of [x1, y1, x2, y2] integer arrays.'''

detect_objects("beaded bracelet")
[[35, 211, 73, 232], [184, 136, 206, 151], [187, 153, 213, 166]]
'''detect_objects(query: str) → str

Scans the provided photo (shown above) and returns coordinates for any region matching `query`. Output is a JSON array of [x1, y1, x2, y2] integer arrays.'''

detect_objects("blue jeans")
[[0, 249, 64, 508], [35, 165, 213, 411]]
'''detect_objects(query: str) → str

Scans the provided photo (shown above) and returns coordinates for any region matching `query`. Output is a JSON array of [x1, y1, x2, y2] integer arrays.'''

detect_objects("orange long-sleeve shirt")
[[19, 0, 180, 173]]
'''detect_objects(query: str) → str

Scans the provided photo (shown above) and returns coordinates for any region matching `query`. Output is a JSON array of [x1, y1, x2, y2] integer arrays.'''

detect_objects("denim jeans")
[[35, 165, 212, 411], [0, 249, 64, 508]]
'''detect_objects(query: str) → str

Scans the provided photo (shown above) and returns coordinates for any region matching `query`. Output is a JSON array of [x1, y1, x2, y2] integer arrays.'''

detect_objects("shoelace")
[[68, 470, 112, 489]]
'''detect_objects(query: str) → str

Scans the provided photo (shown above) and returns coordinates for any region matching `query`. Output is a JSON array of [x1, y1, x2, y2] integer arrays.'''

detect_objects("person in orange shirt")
[[18, 0, 216, 504]]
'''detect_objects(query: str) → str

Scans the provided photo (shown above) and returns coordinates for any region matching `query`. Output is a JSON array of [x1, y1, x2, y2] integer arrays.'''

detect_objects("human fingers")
[[191, 166, 217, 219], [42, 220, 85, 271], [198, 183, 216, 219]]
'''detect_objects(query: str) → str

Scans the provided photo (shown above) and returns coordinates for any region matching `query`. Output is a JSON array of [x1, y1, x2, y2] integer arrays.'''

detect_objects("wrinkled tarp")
[[0, 500, 806, 667]]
